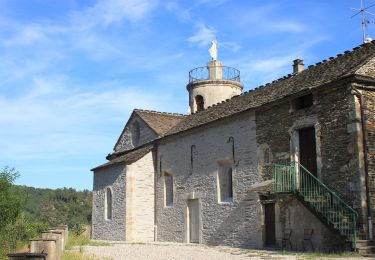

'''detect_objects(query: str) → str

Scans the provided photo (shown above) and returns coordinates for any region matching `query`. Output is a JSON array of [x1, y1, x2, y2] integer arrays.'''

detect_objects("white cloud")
[[0, 74, 178, 160], [232, 4, 307, 35], [2, 24, 48, 46], [193, 0, 230, 8], [164, 1, 179, 12], [73, 0, 158, 28], [227, 34, 329, 89], [266, 21, 306, 33], [220, 41, 241, 53], [1, 0, 159, 47], [187, 23, 217, 47], [164, 0, 229, 22], [235, 54, 294, 87], [0, 0, 159, 68]]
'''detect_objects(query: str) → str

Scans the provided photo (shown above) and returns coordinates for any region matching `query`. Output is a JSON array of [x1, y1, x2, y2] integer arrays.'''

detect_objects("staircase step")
[[274, 164, 358, 250], [305, 198, 329, 203], [330, 221, 353, 226], [356, 240, 375, 248], [360, 254, 375, 258], [358, 245, 375, 256]]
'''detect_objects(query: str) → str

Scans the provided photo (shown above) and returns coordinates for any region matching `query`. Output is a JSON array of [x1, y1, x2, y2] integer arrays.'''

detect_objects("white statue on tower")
[[209, 40, 218, 61]]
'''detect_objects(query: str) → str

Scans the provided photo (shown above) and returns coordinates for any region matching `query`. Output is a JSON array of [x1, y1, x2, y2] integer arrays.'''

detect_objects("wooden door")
[[299, 127, 317, 176], [188, 199, 199, 243], [264, 203, 276, 246]]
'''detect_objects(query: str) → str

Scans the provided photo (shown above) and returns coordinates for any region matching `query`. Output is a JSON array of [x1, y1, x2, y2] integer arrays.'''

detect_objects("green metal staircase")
[[272, 162, 358, 248]]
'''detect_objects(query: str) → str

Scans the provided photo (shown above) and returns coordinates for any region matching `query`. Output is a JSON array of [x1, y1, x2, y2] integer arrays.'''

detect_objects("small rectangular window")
[[218, 167, 233, 202], [294, 93, 313, 110], [164, 172, 173, 206], [105, 187, 112, 220]]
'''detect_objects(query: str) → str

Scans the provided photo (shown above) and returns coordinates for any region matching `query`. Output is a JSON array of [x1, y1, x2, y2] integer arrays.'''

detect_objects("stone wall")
[[255, 83, 365, 221], [188, 81, 243, 113], [156, 112, 263, 247], [115, 115, 158, 152], [363, 87, 375, 235], [92, 164, 127, 240], [126, 151, 155, 241], [275, 195, 346, 252]]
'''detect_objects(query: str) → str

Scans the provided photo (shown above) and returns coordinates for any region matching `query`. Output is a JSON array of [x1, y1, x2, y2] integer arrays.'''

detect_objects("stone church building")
[[91, 42, 375, 253]]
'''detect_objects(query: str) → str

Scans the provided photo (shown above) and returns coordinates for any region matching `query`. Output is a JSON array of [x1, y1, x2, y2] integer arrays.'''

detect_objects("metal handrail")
[[188, 66, 241, 83], [272, 161, 358, 248], [298, 163, 357, 216]]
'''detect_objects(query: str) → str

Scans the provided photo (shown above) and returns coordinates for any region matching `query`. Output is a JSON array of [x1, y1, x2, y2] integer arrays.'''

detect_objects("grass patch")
[[65, 234, 91, 250], [66, 233, 111, 250], [88, 241, 111, 246], [63, 232, 111, 260]]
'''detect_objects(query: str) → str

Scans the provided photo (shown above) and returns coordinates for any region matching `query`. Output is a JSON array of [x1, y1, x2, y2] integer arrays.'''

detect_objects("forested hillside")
[[14, 186, 92, 227], [0, 167, 92, 259]]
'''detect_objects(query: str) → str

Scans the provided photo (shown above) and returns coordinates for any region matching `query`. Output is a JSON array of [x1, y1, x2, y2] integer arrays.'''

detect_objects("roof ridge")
[[165, 41, 375, 137], [134, 108, 186, 117], [185, 41, 375, 117], [214, 41, 375, 104]]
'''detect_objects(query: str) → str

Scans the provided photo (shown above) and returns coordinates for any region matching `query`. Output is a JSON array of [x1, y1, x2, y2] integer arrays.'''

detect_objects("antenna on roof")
[[352, 0, 375, 43]]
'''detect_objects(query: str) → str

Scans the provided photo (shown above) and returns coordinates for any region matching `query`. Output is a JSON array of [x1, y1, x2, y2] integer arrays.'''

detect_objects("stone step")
[[360, 254, 375, 258], [356, 240, 375, 248], [358, 245, 375, 256], [329, 220, 353, 225], [304, 197, 329, 203]]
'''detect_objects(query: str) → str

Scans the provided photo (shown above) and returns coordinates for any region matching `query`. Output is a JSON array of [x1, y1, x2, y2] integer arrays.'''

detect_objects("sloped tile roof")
[[93, 42, 375, 171], [91, 145, 153, 171], [134, 109, 186, 136], [113, 109, 186, 152], [166, 42, 375, 136]]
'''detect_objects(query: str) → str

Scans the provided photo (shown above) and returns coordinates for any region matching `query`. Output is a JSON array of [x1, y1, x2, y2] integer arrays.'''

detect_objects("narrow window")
[[164, 172, 173, 206], [195, 95, 204, 112], [294, 94, 313, 110], [264, 147, 270, 164], [190, 145, 196, 175], [227, 168, 233, 199], [132, 121, 140, 147], [218, 167, 233, 202], [105, 188, 112, 220]]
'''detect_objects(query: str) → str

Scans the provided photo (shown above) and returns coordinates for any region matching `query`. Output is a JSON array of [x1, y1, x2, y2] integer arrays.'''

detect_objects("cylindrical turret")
[[187, 59, 243, 113]]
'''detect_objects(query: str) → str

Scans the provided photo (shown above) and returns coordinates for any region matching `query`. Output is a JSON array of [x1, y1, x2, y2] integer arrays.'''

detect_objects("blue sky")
[[0, 0, 374, 190]]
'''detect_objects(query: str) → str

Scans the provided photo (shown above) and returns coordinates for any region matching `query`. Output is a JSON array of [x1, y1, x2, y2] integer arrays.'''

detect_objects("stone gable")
[[113, 110, 185, 153]]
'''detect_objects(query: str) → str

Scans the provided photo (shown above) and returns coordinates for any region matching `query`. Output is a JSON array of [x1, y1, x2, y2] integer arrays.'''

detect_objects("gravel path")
[[79, 242, 363, 260]]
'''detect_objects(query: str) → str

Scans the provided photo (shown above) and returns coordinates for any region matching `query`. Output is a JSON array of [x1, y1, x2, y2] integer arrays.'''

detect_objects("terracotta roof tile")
[[134, 109, 186, 136], [91, 145, 153, 171]]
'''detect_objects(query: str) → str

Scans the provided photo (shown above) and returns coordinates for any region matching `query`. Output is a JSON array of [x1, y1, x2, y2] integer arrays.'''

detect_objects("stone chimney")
[[293, 59, 304, 74]]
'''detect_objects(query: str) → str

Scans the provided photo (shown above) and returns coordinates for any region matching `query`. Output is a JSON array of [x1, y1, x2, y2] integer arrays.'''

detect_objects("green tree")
[[0, 167, 23, 259], [3, 213, 48, 254], [0, 167, 22, 233]]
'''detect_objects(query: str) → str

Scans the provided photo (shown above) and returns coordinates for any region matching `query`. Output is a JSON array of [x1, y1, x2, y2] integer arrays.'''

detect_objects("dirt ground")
[[77, 241, 365, 260]]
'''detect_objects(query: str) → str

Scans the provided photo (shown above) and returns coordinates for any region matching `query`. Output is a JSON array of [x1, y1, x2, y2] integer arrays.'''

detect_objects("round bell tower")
[[187, 42, 243, 113]]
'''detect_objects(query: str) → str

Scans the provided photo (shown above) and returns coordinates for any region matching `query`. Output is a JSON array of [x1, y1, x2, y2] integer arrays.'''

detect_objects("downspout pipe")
[[351, 86, 372, 240], [153, 146, 158, 242]]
